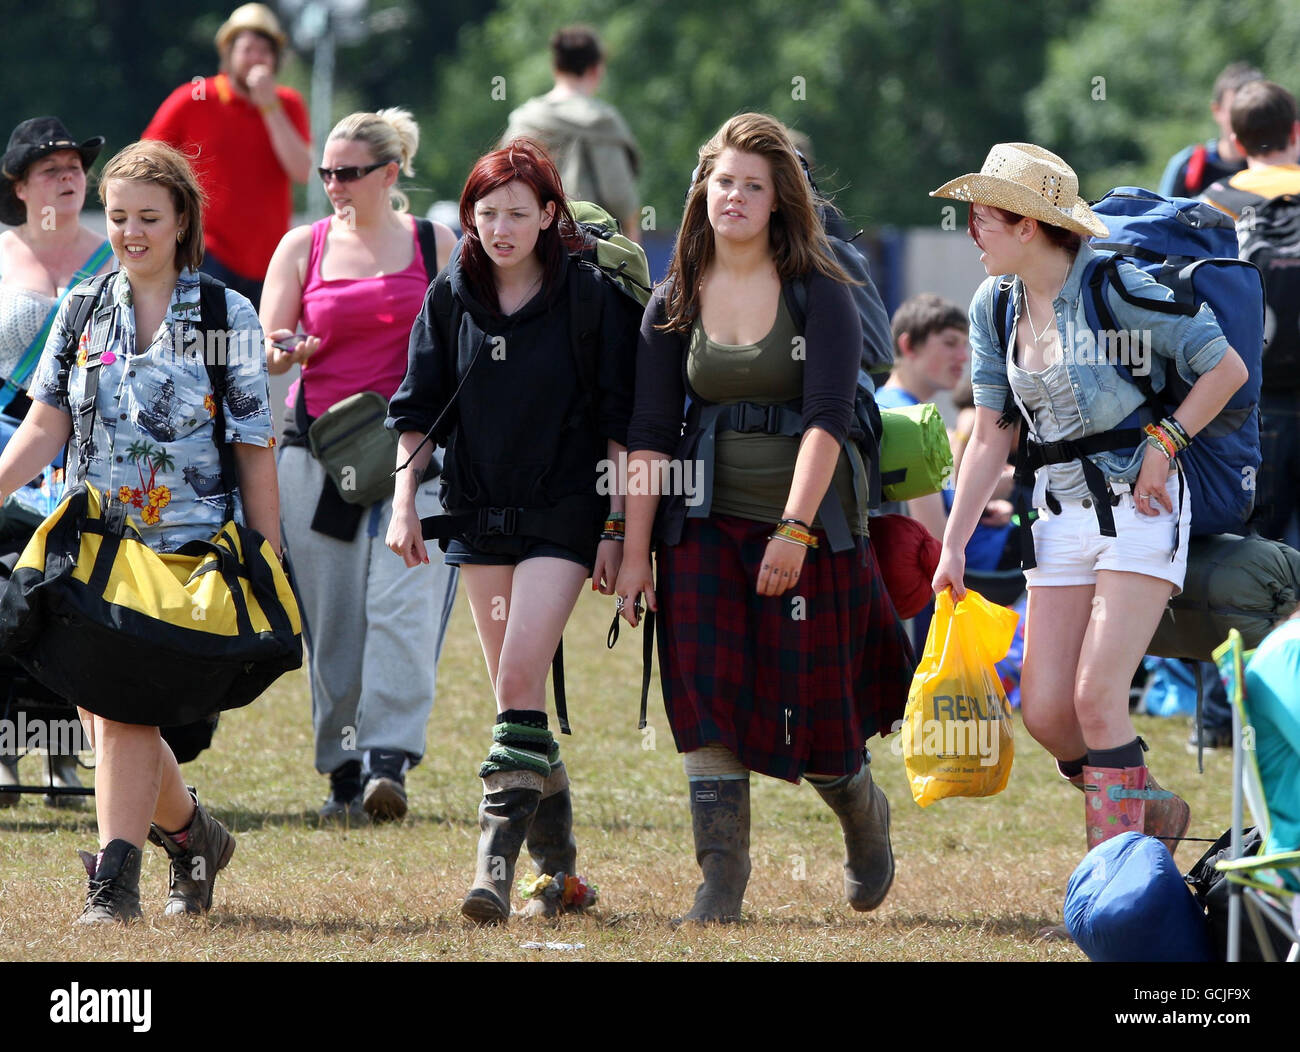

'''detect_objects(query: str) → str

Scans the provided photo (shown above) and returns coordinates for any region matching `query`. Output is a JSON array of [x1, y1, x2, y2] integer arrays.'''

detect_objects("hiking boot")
[[0, 753, 19, 808], [319, 760, 368, 826], [147, 788, 236, 916], [519, 762, 581, 919], [45, 753, 86, 809], [362, 749, 408, 823], [677, 777, 750, 925], [811, 761, 895, 911], [462, 770, 543, 925], [76, 839, 143, 925]]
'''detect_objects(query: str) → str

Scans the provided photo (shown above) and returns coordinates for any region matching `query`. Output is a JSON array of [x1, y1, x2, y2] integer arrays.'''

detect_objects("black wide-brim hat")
[[0, 116, 105, 227]]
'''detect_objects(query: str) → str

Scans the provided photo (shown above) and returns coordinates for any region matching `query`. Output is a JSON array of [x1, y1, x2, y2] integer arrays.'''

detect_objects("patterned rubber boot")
[[76, 839, 144, 925], [810, 760, 895, 911], [1142, 770, 1191, 859], [147, 788, 236, 915], [1084, 765, 1164, 850], [677, 777, 751, 925]]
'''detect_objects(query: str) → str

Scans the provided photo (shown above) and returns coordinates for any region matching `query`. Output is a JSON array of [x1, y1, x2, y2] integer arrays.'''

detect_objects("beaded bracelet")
[[769, 521, 819, 549]]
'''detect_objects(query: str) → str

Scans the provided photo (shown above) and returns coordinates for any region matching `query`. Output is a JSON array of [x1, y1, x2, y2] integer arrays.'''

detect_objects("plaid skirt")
[[655, 514, 915, 783]]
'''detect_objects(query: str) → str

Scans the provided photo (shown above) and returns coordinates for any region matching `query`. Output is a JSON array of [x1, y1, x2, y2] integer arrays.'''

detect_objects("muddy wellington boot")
[[810, 759, 895, 911], [76, 839, 144, 925], [518, 762, 581, 919], [461, 770, 543, 925], [677, 777, 751, 925], [147, 788, 237, 915]]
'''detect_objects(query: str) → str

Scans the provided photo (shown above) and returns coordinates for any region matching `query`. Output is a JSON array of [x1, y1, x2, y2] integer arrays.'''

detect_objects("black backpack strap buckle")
[[477, 506, 519, 536], [730, 402, 781, 434]]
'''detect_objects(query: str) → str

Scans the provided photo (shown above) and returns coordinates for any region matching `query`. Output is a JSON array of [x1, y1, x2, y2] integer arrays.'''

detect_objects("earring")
[[177, 231, 184, 242]]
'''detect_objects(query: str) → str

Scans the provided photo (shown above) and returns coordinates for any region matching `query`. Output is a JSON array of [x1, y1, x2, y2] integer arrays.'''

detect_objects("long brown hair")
[[659, 113, 851, 333]]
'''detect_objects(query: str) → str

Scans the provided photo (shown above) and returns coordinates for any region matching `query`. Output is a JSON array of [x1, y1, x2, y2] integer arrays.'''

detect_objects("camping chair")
[[1211, 628, 1300, 962]]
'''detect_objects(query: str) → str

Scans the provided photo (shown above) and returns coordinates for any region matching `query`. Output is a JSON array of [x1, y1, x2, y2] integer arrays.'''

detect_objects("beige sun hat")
[[215, 3, 288, 54], [930, 142, 1108, 239]]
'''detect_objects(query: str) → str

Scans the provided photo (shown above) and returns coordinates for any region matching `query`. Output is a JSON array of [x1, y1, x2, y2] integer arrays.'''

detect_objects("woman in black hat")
[[0, 117, 112, 806]]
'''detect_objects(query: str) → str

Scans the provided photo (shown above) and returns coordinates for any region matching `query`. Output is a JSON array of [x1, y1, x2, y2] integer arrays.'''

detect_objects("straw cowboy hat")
[[930, 142, 1109, 239], [215, 3, 288, 54], [0, 117, 104, 227]]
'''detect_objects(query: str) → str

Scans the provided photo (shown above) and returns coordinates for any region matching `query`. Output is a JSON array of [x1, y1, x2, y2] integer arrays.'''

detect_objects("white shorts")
[[1023, 472, 1191, 594]]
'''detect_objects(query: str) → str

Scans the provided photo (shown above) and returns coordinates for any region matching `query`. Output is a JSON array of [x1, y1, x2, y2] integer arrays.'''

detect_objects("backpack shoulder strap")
[[1185, 142, 1208, 195], [197, 273, 237, 520], [783, 278, 809, 333], [63, 273, 116, 481], [567, 259, 605, 418], [413, 217, 440, 285]]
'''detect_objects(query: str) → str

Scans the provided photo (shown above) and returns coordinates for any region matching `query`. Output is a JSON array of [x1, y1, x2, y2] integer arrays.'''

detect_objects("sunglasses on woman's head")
[[317, 161, 388, 184]]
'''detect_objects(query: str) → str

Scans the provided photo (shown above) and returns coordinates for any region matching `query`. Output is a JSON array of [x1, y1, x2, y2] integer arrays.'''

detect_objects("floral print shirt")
[[30, 267, 275, 551]]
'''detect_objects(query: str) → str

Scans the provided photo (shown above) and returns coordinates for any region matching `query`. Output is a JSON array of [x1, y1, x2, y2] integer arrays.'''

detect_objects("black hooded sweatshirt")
[[388, 244, 640, 557]]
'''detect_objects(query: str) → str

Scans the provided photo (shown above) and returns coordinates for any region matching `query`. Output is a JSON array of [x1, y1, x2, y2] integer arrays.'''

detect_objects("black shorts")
[[444, 534, 592, 572]]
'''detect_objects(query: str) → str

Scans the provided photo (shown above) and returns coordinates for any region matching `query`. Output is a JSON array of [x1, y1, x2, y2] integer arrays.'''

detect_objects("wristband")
[[1144, 423, 1178, 461], [769, 522, 818, 549], [1160, 416, 1191, 451]]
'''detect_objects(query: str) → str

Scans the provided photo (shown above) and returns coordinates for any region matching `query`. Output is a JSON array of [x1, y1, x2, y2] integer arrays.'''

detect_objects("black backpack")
[[1185, 825, 1297, 961], [1201, 185, 1300, 390]]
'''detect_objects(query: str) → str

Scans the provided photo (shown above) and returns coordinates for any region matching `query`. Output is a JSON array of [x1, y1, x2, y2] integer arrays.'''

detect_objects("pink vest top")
[[289, 216, 428, 418]]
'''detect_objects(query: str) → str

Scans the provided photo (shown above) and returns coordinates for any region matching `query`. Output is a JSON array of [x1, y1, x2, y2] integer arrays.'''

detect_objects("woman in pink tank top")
[[260, 109, 460, 826]]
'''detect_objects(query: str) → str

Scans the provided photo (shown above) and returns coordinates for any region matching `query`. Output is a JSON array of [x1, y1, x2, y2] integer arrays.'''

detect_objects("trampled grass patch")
[[0, 588, 1234, 962]]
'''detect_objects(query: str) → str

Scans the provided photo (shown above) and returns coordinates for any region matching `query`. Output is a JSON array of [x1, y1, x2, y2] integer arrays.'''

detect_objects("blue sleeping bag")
[[1065, 832, 1213, 962]]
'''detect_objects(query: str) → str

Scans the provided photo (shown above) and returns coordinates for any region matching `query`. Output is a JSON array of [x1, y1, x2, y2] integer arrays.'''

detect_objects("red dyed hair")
[[967, 204, 1081, 254], [457, 138, 582, 314]]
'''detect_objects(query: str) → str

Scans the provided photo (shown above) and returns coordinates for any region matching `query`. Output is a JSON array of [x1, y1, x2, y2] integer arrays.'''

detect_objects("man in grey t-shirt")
[[503, 25, 641, 243]]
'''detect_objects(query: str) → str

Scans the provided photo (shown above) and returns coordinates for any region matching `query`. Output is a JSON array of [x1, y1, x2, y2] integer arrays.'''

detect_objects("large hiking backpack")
[[793, 152, 894, 389], [1203, 185, 1300, 389], [995, 187, 1264, 557], [1086, 187, 1264, 536]]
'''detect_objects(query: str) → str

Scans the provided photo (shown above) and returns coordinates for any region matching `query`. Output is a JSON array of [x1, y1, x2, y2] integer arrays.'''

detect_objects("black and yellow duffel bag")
[[0, 480, 302, 726]]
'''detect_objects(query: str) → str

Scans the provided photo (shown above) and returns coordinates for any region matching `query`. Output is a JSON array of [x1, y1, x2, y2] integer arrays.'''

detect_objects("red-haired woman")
[[387, 139, 640, 923]]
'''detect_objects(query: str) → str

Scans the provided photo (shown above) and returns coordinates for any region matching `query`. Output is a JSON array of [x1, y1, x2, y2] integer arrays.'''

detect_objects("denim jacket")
[[969, 241, 1229, 491]]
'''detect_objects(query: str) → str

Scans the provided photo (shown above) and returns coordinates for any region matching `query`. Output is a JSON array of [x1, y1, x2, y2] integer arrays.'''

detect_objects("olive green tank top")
[[687, 296, 867, 535]]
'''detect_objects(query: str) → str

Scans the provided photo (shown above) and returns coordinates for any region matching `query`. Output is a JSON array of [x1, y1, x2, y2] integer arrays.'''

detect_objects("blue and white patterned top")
[[30, 267, 274, 551]]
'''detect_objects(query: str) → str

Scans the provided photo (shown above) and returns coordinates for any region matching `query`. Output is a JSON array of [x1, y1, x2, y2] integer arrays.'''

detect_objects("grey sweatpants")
[[279, 445, 459, 775]]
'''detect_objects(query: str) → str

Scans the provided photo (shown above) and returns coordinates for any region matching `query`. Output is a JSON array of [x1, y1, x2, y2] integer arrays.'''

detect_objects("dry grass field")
[[0, 587, 1235, 962]]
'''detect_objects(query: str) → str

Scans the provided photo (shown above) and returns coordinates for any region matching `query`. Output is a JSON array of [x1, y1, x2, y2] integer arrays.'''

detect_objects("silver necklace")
[[1022, 256, 1071, 346], [501, 271, 543, 315]]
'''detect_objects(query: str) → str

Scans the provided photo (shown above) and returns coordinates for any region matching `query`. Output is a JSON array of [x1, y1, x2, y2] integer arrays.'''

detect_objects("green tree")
[[1026, 0, 1300, 199], [425, 0, 1094, 232]]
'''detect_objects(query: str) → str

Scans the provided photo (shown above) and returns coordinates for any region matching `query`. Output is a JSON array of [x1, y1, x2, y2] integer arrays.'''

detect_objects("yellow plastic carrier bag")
[[902, 588, 1018, 807]]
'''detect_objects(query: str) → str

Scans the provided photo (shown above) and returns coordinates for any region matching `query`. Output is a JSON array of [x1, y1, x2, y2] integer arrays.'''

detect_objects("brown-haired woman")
[[387, 138, 639, 923], [615, 113, 914, 923], [0, 139, 280, 923]]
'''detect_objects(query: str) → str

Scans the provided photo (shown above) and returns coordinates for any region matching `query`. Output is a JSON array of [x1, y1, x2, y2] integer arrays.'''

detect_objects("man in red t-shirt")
[[143, 3, 311, 308]]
